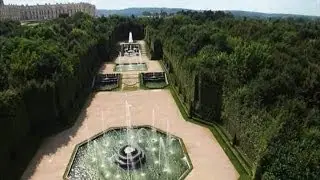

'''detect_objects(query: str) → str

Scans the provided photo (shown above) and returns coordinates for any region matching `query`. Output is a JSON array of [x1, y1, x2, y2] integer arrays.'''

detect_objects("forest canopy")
[[144, 11, 320, 179], [0, 13, 144, 179]]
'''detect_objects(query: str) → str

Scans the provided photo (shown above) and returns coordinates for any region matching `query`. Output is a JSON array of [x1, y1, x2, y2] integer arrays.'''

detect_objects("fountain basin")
[[114, 63, 147, 72], [64, 125, 192, 180]]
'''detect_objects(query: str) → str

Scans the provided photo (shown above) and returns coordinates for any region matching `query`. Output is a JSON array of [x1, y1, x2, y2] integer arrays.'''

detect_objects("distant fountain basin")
[[64, 126, 192, 180], [114, 63, 147, 72], [120, 32, 140, 56]]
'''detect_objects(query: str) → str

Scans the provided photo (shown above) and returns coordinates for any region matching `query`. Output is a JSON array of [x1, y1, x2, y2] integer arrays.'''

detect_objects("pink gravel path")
[[21, 90, 238, 180], [22, 41, 238, 180]]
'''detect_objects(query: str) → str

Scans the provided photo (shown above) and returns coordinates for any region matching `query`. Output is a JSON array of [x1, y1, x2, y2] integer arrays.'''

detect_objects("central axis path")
[[22, 41, 239, 180]]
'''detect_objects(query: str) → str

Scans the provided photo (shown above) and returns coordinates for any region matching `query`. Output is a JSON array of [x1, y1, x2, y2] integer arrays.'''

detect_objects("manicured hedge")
[[0, 90, 29, 179], [145, 11, 320, 179]]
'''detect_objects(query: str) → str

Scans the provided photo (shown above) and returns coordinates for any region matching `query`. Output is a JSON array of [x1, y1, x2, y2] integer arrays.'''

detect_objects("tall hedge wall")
[[144, 11, 320, 179]]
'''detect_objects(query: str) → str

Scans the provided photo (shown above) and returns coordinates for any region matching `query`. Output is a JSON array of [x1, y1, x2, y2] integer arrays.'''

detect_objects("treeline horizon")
[[97, 8, 320, 20]]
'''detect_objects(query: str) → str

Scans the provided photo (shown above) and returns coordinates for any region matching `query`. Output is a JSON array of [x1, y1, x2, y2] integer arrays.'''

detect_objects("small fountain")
[[116, 32, 147, 72], [127, 32, 134, 56], [115, 145, 146, 170], [129, 32, 133, 43]]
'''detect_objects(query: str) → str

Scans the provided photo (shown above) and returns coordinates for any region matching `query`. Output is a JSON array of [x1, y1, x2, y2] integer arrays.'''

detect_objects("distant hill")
[[96, 8, 319, 19], [226, 10, 319, 19], [97, 8, 189, 17]]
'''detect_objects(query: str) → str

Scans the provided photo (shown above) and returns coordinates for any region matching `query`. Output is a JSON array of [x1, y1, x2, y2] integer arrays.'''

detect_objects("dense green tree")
[[145, 10, 320, 179], [0, 13, 145, 179]]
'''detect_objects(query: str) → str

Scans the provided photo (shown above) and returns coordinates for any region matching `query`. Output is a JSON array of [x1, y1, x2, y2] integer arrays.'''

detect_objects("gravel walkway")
[[21, 41, 238, 180]]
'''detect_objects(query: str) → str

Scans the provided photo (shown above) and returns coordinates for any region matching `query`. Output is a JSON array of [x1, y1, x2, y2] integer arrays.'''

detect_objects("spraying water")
[[67, 126, 191, 180], [129, 32, 133, 43], [66, 96, 191, 179]]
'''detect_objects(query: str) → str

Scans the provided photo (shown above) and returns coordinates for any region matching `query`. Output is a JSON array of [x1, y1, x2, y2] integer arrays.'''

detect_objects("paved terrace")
[[22, 41, 238, 180]]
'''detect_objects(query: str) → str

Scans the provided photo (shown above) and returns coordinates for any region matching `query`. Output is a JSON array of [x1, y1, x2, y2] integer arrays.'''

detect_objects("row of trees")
[[142, 11, 172, 17], [0, 13, 144, 179], [144, 11, 320, 179]]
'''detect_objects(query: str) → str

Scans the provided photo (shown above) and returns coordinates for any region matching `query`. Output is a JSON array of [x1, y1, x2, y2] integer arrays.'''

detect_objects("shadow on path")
[[21, 93, 97, 179]]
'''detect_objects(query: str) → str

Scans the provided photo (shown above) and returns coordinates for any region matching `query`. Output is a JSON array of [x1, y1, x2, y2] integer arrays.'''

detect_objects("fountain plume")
[[129, 32, 133, 43]]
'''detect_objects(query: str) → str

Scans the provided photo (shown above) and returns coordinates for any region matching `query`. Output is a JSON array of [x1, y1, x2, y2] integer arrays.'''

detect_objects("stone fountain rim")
[[113, 63, 148, 72], [115, 62, 147, 66], [63, 125, 193, 180]]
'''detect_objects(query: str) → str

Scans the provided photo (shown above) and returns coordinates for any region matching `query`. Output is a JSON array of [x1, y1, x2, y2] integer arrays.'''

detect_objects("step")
[[122, 74, 139, 79]]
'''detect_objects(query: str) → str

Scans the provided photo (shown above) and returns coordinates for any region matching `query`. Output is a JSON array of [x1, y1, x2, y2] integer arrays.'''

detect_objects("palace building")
[[0, 0, 95, 21]]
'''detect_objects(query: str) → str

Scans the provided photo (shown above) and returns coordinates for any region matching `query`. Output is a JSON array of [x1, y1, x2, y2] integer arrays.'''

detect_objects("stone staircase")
[[121, 73, 140, 90]]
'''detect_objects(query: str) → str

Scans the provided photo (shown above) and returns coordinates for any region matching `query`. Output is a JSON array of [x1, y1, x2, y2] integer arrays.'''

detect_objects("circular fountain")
[[115, 145, 146, 170], [64, 126, 192, 180]]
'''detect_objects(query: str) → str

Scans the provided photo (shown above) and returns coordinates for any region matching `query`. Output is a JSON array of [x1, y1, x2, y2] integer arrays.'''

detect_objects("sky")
[[4, 0, 320, 16]]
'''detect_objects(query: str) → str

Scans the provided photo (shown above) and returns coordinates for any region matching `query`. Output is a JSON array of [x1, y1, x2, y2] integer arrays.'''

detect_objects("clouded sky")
[[4, 0, 320, 16]]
